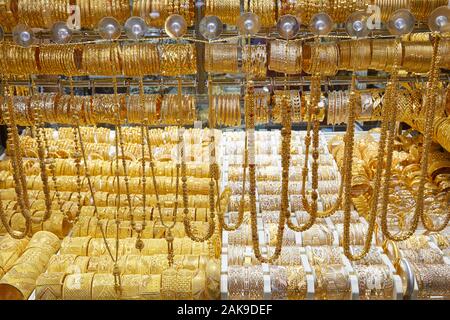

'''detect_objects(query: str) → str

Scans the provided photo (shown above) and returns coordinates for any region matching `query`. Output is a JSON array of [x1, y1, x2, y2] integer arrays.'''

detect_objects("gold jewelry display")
[[0, 44, 39, 76], [133, 0, 195, 27], [272, 90, 303, 123], [269, 40, 302, 75], [242, 45, 267, 79], [228, 265, 264, 300], [354, 265, 394, 300], [122, 43, 160, 76], [205, 43, 239, 74], [411, 263, 450, 298], [1, 3, 450, 302], [1, 39, 450, 77], [76, 0, 130, 28], [248, 84, 287, 263], [81, 43, 122, 76], [205, 0, 240, 25], [159, 44, 197, 76], [0, 231, 60, 300], [38, 44, 83, 76], [35, 272, 66, 300], [314, 264, 351, 300], [381, 34, 449, 240], [344, 38, 402, 261], [244, 0, 276, 28], [292, 47, 355, 232], [214, 94, 241, 127], [303, 42, 339, 76], [0, 0, 18, 31]]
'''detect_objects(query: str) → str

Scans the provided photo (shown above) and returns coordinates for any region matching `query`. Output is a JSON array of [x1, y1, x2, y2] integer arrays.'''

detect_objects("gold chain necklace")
[[294, 36, 350, 225], [182, 130, 217, 241], [133, 77, 149, 250], [182, 73, 217, 242], [381, 34, 449, 238], [143, 90, 180, 266], [97, 75, 122, 294], [6, 83, 35, 223], [28, 78, 53, 224], [37, 78, 67, 220], [0, 80, 31, 239], [248, 81, 287, 263], [144, 122, 180, 265], [298, 74, 349, 219], [218, 38, 253, 231], [344, 39, 401, 260], [419, 34, 449, 232], [288, 74, 320, 231], [69, 77, 83, 222]]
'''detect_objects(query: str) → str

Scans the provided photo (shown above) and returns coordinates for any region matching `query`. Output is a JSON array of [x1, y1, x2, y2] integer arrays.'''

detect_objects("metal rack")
[[3, 74, 450, 88]]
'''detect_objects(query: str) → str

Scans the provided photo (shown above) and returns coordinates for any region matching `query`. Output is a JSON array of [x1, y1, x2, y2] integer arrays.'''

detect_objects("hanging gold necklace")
[[113, 77, 133, 218], [343, 39, 401, 261], [36, 78, 68, 220], [96, 75, 123, 295], [208, 41, 244, 231], [297, 79, 347, 219], [69, 77, 83, 222], [0, 80, 31, 239], [248, 38, 290, 263], [381, 33, 449, 238], [145, 121, 180, 265], [28, 77, 53, 223], [182, 73, 217, 242], [288, 73, 320, 231], [115, 77, 146, 251], [248, 79, 288, 263], [286, 36, 322, 231], [133, 77, 150, 250], [144, 80, 181, 266]]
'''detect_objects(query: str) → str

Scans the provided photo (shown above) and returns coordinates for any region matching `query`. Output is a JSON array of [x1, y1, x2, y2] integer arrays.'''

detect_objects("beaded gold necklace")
[[248, 39, 290, 263], [182, 75, 217, 242], [343, 39, 401, 260], [380, 34, 449, 239], [0, 80, 31, 239]]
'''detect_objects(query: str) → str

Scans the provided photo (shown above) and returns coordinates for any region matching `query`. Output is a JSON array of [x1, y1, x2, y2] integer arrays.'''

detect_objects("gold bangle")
[[35, 272, 67, 300], [62, 273, 95, 300]]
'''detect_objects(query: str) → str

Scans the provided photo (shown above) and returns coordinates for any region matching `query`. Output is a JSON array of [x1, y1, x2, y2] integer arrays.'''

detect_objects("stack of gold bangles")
[[244, 0, 276, 28], [0, 0, 17, 31], [270, 266, 308, 300], [303, 42, 339, 76], [132, 0, 195, 27], [269, 40, 302, 74], [228, 265, 264, 300], [205, 0, 240, 25], [76, 0, 130, 28], [38, 44, 84, 76], [205, 43, 239, 74], [122, 43, 160, 76], [214, 94, 241, 126], [160, 94, 196, 125], [17, 0, 69, 28], [0, 232, 61, 300], [242, 45, 267, 79], [159, 44, 197, 76], [81, 43, 122, 76]]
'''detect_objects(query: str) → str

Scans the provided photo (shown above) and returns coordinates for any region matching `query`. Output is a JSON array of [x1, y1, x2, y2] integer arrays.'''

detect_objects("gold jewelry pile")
[[1, 0, 450, 301]]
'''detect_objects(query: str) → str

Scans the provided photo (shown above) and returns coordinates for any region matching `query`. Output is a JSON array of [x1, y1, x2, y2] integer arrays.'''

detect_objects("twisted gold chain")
[[249, 81, 287, 264], [344, 39, 401, 260], [0, 80, 31, 239]]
